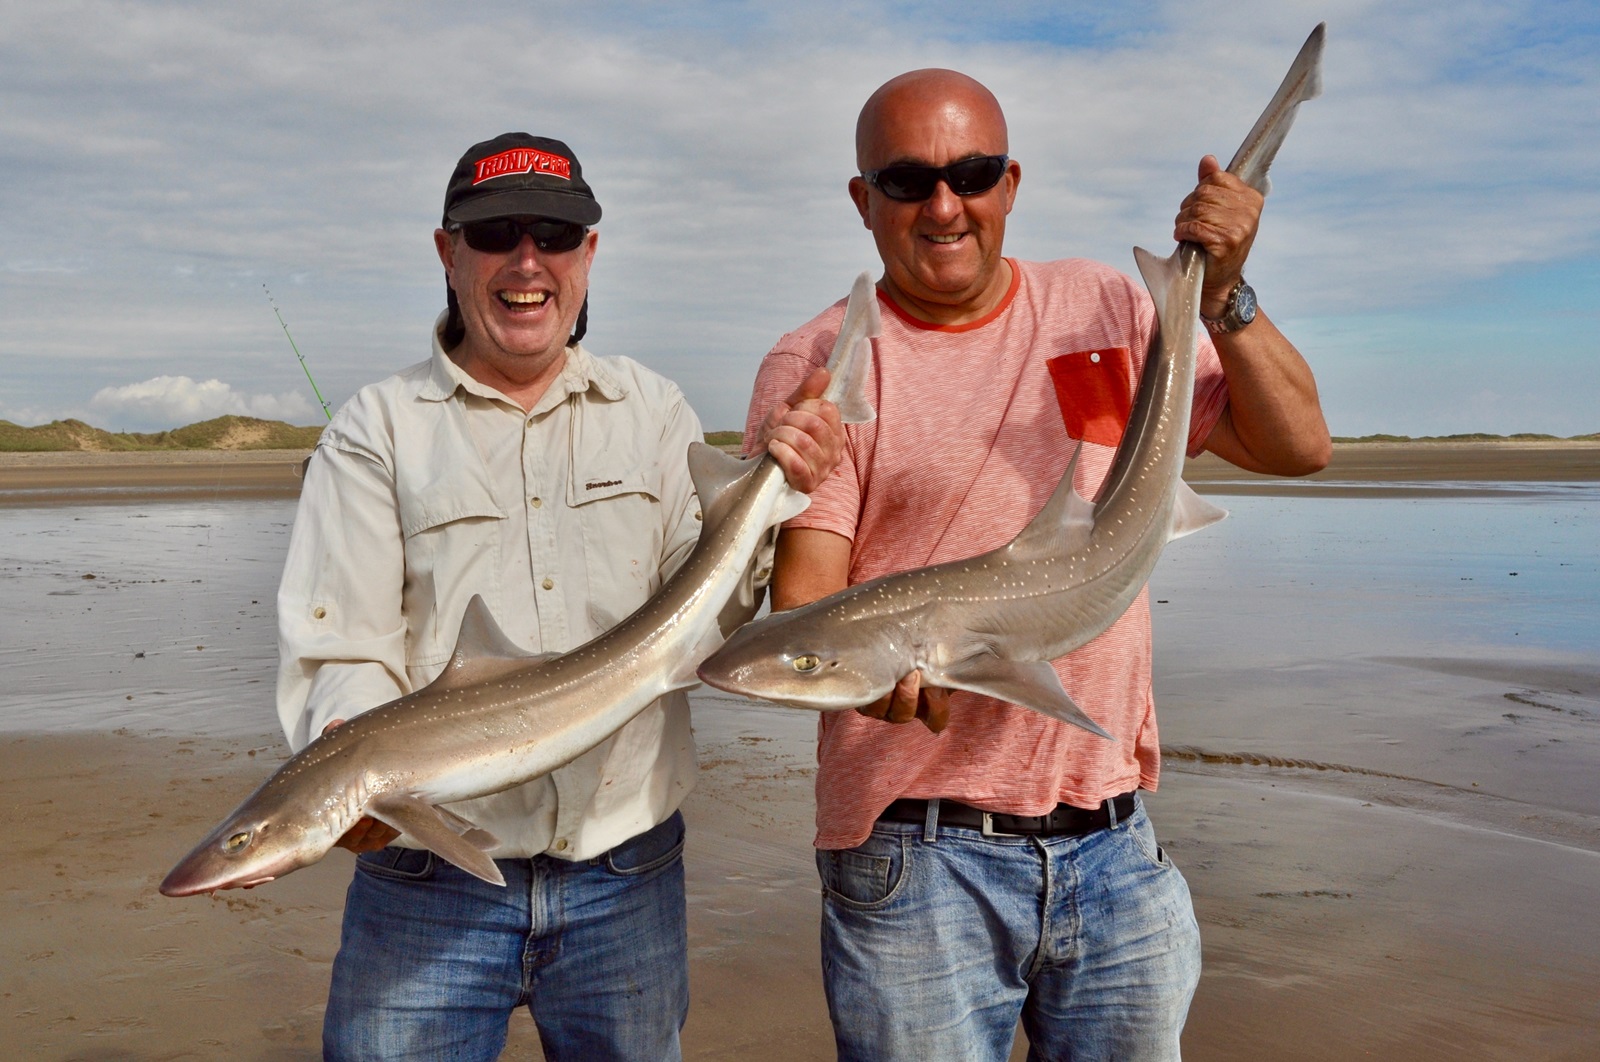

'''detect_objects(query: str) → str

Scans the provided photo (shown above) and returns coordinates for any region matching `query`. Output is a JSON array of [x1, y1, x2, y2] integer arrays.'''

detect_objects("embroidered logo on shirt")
[[585, 479, 623, 490], [473, 148, 572, 185]]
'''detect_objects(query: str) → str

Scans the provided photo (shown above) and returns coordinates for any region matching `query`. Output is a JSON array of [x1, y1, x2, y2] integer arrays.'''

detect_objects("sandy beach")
[[3, 443, 1597, 1060]]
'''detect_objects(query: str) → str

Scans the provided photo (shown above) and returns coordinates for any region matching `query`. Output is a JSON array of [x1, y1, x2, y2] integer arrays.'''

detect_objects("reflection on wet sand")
[[1, 448, 1597, 1059]]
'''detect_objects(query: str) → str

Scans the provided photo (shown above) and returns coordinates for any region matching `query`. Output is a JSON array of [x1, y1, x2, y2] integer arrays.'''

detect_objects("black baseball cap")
[[442, 133, 602, 227]]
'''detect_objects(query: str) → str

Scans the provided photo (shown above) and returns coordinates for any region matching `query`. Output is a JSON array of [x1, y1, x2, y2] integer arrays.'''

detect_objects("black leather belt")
[[879, 793, 1137, 837]]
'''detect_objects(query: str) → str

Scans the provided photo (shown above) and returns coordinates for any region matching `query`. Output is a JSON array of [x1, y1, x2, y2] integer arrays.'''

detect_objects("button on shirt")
[[277, 319, 705, 860]]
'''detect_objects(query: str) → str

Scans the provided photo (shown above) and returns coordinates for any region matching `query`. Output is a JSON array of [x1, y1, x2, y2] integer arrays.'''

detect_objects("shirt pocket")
[[397, 479, 506, 674], [1046, 347, 1134, 448], [569, 463, 665, 631]]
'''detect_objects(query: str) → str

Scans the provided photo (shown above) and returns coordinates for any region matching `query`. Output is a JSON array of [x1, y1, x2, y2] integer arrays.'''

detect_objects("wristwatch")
[[1201, 279, 1257, 335]]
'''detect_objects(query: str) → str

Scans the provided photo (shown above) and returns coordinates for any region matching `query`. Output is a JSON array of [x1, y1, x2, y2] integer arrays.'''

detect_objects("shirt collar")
[[418, 310, 628, 410]]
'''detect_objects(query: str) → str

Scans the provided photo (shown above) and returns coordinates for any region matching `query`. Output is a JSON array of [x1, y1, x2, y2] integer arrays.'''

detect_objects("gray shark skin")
[[696, 26, 1325, 738], [160, 274, 880, 896]]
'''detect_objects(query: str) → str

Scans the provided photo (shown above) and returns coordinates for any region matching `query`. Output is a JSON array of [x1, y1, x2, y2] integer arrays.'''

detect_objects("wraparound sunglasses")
[[451, 218, 589, 254], [860, 154, 1010, 202]]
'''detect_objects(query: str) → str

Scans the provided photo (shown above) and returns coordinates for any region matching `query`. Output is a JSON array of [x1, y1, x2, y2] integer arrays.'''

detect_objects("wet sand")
[[0, 450, 312, 506], [3, 445, 1598, 1059], [2, 439, 1594, 505]]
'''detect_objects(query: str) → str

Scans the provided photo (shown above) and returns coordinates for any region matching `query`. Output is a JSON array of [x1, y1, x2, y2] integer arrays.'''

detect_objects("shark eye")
[[223, 831, 253, 855], [792, 654, 820, 673]]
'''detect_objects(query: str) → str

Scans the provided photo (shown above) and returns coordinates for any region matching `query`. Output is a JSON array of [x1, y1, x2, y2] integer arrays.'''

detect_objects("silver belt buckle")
[[980, 811, 1019, 837]]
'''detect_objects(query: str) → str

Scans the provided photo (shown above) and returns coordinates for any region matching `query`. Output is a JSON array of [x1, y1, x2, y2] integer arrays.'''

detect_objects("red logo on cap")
[[473, 147, 572, 185]]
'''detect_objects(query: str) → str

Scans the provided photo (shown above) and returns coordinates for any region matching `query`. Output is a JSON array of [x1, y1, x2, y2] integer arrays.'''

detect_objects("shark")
[[159, 273, 880, 896], [695, 26, 1326, 737]]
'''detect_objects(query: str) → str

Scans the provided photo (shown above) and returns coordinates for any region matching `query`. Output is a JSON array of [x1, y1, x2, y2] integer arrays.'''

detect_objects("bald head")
[[855, 69, 1008, 170]]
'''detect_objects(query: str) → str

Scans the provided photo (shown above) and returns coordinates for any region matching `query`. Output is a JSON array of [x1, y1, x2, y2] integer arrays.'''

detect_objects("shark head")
[[697, 602, 905, 710], [159, 778, 341, 897]]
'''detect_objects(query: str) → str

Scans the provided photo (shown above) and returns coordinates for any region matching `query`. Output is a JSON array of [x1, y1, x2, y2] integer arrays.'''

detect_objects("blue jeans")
[[324, 811, 688, 1062], [817, 800, 1200, 1062]]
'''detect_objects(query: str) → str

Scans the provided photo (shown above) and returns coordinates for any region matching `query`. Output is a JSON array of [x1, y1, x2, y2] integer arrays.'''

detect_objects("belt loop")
[[923, 798, 940, 843], [1105, 795, 1119, 829]]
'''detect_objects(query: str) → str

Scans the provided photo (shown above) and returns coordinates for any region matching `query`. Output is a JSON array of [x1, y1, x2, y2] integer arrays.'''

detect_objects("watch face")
[[1234, 283, 1258, 324]]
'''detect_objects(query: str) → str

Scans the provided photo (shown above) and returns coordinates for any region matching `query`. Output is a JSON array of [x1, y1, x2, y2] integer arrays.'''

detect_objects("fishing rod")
[[263, 284, 333, 422]]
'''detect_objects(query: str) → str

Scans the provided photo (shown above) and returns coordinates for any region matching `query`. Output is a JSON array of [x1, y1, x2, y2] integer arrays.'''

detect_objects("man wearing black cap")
[[275, 133, 842, 1060]]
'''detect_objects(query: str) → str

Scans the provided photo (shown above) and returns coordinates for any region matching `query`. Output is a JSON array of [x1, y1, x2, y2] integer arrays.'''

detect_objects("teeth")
[[928, 234, 962, 244], [500, 291, 548, 305]]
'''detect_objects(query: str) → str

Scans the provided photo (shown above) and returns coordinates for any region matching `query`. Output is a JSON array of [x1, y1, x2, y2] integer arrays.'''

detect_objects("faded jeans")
[[817, 800, 1201, 1062], [323, 811, 688, 1062]]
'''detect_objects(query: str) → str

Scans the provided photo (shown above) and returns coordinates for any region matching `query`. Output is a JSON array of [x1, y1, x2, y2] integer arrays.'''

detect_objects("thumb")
[[1197, 154, 1222, 180], [784, 366, 831, 406]]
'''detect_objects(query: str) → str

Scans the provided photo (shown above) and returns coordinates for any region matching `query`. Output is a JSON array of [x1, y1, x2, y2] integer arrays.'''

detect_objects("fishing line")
[[263, 284, 332, 423]]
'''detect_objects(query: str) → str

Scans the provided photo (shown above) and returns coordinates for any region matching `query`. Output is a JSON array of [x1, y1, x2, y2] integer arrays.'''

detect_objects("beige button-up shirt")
[[277, 322, 705, 860]]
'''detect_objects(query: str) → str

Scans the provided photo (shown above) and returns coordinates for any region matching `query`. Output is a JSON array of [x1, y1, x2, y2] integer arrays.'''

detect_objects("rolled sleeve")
[[276, 442, 409, 752]]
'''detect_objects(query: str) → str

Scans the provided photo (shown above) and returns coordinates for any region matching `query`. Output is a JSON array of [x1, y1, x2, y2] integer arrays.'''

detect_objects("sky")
[[2, 0, 1596, 438]]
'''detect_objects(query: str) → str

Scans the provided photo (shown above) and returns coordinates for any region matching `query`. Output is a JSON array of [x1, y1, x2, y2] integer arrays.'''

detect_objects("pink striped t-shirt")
[[744, 258, 1229, 850]]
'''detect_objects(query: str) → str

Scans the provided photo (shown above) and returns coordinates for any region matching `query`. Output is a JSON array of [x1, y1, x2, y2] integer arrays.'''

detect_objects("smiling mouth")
[[498, 291, 549, 308], [925, 233, 964, 245]]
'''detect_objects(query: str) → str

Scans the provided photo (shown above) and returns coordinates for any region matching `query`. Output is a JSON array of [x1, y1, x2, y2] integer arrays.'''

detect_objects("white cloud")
[[87, 376, 317, 431], [0, 0, 1596, 434]]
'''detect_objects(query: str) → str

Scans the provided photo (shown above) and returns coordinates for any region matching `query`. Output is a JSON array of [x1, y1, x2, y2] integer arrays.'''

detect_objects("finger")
[[784, 366, 831, 407], [1197, 153, 1222, 181], [766, 408, 843, 493], [917, 686, 953, 734], [321, 717, 347, 737], [885, 671, 922, 724], [855, 690, 894, 722]]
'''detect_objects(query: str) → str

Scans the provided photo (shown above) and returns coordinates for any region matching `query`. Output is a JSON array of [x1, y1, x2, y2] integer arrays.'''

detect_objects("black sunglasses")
[[452, 218, 588, 254], [860, 154, 1010, 202]]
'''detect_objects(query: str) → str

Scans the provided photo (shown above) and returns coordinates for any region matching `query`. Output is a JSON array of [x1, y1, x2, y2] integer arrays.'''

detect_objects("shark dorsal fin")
[[426, 596, 555, 691], [1001, 443, 1096, 563], [688, 441, 765, 529], [688, 441, 809, 531]]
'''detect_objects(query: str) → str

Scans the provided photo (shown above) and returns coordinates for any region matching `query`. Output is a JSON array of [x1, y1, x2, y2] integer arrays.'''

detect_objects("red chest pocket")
[[1046, 347, 1134, 448]]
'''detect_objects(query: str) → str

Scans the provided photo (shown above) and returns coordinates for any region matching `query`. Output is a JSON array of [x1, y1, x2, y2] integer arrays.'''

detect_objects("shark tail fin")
[[1225, 23, 1326, 195], [822, 271, 879, 426]]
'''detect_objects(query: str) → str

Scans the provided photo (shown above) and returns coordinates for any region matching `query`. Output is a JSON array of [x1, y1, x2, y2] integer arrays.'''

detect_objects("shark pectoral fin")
[[936, 656, 1114, 741], [365, 794, 506, 886], [430, 804, 502, 851], [1168, 482, 1228, 540]]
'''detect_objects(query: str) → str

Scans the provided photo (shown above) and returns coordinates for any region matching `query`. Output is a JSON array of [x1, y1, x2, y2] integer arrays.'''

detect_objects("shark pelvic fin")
[[428, 596, 557, 691], [1002, 443, 1096, 562], [1168, 482, 1228, 540], [931, 655, 1113, 741], [364, 793, 505, 886]]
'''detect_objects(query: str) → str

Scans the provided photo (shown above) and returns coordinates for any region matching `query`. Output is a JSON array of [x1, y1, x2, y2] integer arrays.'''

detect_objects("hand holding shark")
[[696, 26, 1326, 738]]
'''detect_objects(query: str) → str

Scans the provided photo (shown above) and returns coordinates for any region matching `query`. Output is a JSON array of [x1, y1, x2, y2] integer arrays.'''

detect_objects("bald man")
[[744, 70, 1328, 1060]]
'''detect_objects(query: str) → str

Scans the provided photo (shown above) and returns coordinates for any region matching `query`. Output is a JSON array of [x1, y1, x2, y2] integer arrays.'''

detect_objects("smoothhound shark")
[[160, 274, 879, 895], [697, 26, 1326, 737]]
